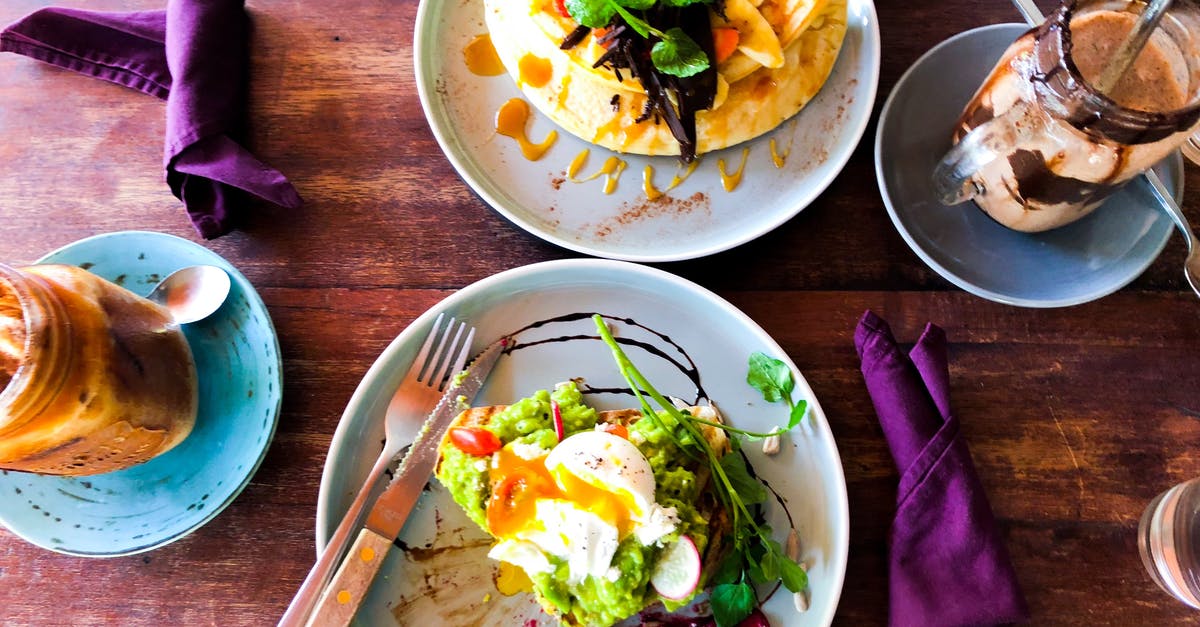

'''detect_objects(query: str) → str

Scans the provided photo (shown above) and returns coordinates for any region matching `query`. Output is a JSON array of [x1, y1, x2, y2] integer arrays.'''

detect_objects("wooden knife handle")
[[307, 528, 394, 627]]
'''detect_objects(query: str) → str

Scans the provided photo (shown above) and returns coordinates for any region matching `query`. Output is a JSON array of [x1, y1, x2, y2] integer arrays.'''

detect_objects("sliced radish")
[[650, 535, 702, 600], [552, 400, 565, 442]]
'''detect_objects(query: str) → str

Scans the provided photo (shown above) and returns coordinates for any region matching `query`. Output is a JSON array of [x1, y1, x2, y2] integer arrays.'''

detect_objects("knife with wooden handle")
[[304, 337, 507, 627]]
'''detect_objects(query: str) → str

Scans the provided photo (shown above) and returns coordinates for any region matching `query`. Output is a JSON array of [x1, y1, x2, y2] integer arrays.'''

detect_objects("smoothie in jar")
[[943, 0, 1200, 232], [0, 264, 198, 475]]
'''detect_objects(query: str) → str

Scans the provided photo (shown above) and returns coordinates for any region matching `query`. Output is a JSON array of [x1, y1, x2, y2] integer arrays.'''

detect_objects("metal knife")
[[304, 337, 506, 627]]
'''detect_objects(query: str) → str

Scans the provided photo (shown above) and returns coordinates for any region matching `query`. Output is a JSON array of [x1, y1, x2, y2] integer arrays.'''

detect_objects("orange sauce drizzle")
[[495, 99, 557, 161], [769, 138, 789, 168], [642, 166, 663, 201], [567, 150, 626, 194], [718, 148, 750, 192], [463, 34, 505, 76], [518, 54, 553, 88]]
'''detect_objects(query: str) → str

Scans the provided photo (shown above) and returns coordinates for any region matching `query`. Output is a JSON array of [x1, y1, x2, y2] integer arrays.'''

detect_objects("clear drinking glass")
[[1138, 476, 1200, 608]]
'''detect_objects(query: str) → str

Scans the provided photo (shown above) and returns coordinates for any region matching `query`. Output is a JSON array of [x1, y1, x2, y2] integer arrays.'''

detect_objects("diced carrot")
[[712, 27, 739, 64], [593, 26, 611, 47]]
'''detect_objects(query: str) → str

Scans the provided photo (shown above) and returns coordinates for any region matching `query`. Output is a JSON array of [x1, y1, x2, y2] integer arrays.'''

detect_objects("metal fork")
[[278, 313, 473, 627]]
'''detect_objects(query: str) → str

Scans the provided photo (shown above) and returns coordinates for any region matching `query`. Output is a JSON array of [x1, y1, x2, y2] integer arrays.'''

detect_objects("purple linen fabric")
[[855, 310, 1030, 627], [1, 1, 301, 238]]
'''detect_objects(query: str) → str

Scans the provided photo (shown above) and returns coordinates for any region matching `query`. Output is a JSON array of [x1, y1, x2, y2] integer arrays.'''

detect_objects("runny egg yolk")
[[486, 446, 637, 539]]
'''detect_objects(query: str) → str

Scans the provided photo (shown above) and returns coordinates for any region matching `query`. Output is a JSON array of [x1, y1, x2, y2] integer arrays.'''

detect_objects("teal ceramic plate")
[[0, 231, 282, 556], [316, 260, 848, 626]]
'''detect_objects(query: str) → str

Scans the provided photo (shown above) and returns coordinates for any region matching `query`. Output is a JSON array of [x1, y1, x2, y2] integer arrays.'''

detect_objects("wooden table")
[[2, 0, 1199, 624]]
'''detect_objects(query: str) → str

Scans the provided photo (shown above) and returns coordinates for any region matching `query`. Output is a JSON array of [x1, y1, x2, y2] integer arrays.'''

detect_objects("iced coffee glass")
[[933, 0, 1200, 232]]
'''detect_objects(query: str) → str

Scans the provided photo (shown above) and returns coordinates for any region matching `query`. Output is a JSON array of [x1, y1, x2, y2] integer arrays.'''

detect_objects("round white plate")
[[315, 259, 849, 625], [875, 24, 1178, 308], [414, 0, 880, 262]]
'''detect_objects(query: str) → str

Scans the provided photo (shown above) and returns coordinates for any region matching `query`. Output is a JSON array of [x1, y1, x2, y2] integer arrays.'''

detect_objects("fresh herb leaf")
[[756, 542, 780, 582], [747, 352, 793, 402], [651, 28, 709, 77], [610, 3, 652, 37], [659, 0, 710, 7], [710, 582, 756, 627], [789, 398, 808, 429], [779, 554, 809, 593], [565, 0, 615, 27], [748, 351, 809, 428], [719, 451, 767, 505], [615, 0, 656, 10], [711, 551, 743, 586]]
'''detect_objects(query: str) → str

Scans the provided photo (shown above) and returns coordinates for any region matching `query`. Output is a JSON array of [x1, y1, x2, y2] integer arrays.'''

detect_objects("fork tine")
[[407, 312, 444, 380], [420, 317, 458, 383], [429, 322, 469, 390], [432, 324, 468, 386]]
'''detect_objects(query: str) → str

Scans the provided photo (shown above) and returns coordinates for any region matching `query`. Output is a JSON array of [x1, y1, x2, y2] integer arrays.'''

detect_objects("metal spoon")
[[146, 265, 231, 324], [1011, 0, 1200, 297]]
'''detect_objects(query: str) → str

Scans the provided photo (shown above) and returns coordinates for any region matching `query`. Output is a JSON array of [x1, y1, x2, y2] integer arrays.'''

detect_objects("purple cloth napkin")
[[855, 310, 1029, 627], [1, 1, 301, 238]]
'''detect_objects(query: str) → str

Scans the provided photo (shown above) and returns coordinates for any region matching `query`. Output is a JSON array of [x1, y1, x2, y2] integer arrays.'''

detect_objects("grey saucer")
[[875, 23, 1178, 308]]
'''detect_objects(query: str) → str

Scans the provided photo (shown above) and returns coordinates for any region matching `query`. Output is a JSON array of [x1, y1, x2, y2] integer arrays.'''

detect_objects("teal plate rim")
[[0, 231, 283, 557]]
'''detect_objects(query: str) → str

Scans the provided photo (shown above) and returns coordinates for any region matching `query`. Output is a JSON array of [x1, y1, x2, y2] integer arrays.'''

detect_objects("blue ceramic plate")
[[0, 231, 282, 556], [875, 24, 1179, 308], [316, 260, 849, 626]]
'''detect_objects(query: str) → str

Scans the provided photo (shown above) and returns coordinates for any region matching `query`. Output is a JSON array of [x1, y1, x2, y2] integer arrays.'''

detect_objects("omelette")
[[484, 0, 849, 161]]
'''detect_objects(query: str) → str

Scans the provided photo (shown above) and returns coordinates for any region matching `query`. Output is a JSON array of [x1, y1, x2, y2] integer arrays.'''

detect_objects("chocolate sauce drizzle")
[[501, 311, 709, 406]]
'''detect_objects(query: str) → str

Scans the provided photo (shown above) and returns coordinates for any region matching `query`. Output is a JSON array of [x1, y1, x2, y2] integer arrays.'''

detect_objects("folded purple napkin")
[[855, 310, 1029, 627], [1, 1, 301, 238]]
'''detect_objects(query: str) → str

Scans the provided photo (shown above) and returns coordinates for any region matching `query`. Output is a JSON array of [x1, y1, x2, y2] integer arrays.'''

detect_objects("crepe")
[[484, 0, 848, 156]]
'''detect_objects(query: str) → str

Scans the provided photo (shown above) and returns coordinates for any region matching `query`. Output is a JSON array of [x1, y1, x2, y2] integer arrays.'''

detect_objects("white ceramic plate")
[[413, 0, 880, 262], [315, 260, 848, 625]]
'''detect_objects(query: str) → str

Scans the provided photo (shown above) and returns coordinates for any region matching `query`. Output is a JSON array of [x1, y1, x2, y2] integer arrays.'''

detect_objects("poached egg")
[[486, 429, 679, 585]]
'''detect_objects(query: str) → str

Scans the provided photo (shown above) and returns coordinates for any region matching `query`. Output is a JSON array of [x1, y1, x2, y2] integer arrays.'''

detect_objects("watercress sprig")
[[593, 315, 808, 627], [747, 351, 808, 429], [563, 0, 710, 77]]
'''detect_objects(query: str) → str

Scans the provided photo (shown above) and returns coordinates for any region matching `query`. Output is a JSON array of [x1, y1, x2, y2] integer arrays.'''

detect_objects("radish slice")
[[552, 400, 565, 442], [650, 535, 702, 600]]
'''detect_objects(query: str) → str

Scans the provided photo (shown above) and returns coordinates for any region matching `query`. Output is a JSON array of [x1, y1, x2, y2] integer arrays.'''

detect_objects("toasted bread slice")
[[436, 403, 733, 626]]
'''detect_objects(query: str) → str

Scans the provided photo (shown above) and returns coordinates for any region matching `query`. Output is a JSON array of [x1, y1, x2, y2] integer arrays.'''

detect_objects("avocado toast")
[[434, 381, 733, 626]]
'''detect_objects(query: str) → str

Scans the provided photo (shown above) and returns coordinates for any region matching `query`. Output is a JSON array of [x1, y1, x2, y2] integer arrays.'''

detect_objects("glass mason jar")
[[933, 0, 1200, 232], [0, 263, 197, 475]]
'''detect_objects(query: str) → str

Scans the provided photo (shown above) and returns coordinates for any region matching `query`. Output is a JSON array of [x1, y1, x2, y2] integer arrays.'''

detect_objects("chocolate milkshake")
[[940, 0, 1200, 232]]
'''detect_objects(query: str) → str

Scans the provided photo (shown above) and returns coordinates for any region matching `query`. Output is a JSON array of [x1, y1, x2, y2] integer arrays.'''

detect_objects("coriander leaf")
[[719, 451, 767, 505], [710, 582, 756, 627], [616, 0, 655, 10], [788, 399, 809, 429], [779, 554, 809, 593], [651, 28, 710, 78], [660, 0, 711, 7], [611, 4, 653, 38], [747, 352, 794, 403], [566, 0, 615, 28]]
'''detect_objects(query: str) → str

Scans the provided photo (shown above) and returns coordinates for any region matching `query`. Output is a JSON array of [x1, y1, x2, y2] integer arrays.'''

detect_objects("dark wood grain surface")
[[2, 0, 1199, 624]]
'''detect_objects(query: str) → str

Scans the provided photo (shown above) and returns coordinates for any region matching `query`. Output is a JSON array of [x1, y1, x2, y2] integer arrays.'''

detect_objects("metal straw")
[[1093, 0, 1174, 95]]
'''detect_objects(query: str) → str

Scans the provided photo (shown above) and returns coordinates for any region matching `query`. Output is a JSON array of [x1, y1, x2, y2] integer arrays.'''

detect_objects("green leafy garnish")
[[563, 0, 710, 77], [593, 315, 808, 627], [651, 28, 709, 78], [747, 351, 809, 429], [710, 583, 756, 626]]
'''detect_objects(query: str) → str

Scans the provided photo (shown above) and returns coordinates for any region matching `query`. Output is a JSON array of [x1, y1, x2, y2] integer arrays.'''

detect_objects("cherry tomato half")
[[448, 427, 502, 456]]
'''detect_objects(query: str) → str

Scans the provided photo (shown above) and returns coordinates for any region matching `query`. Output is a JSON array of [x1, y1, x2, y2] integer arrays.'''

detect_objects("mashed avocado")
[[434, 382, 711, 626]]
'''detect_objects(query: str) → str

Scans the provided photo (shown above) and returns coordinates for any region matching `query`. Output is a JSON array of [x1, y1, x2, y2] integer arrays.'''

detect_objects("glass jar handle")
[[933, 101, 1039, 205]]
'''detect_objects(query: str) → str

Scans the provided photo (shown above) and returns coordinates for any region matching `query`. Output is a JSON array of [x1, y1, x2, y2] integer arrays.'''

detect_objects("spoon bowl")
[[147, 265, 231, 324]]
